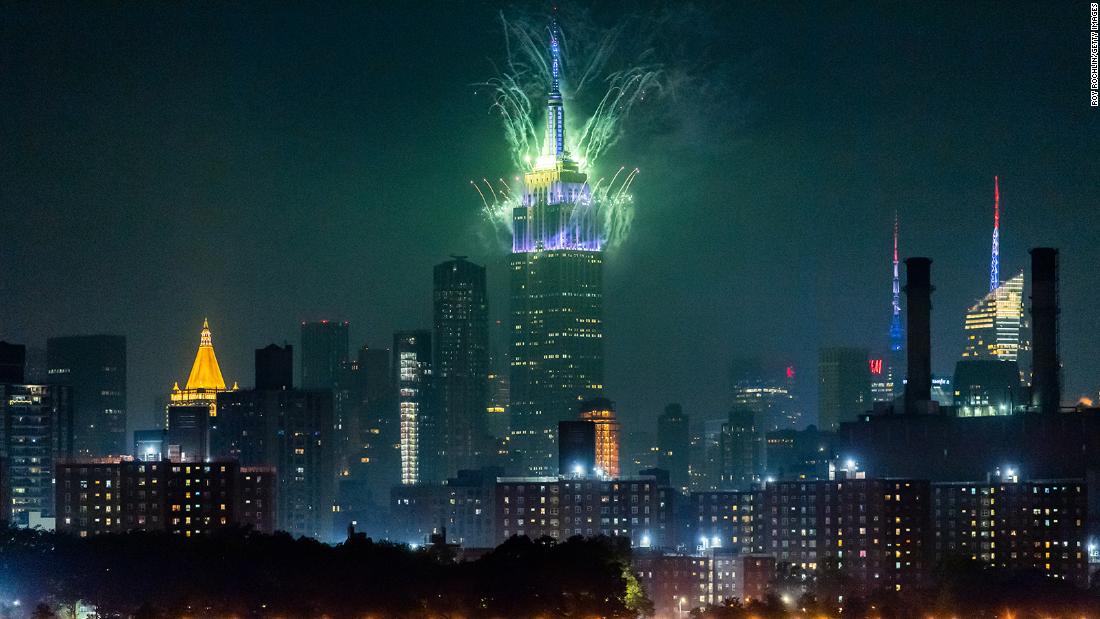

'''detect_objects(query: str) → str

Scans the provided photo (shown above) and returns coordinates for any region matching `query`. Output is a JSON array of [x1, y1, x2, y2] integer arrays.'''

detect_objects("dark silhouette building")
[[299, 320, 349, 390], [818, 347, 870, 430], [657, 403, 690, 491], [558, 419, 596, 476], [255, 343, 293, 391], [0, 341, 26, 384], [433, 256, 490, 478], [46, 335, 127, 457]]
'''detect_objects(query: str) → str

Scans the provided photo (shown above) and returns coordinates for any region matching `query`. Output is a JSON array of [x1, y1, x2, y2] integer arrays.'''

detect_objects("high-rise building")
[[395, 330, 435, 485], [299, 320, 349, 390], [962, 271, 1026, 362], [731, 362, 801, 433], [817, 347, 871, 430], [433, 256, 490, 477], [255, 343, 293, 391], [509, 23, 604, 476], [214, 387, 335, 540], [719, 409, 764, 491], [0, 383, 73, 524], [657, 403, 690, 492], [46, 335, 126, 457], [953, 359, 1023, 416], [579, 397, 620, 478], [0, 341, 26, 384], [168, 320, 234, 420]]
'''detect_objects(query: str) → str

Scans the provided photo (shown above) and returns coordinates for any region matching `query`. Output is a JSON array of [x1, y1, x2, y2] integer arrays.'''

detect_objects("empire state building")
[[509, 22, 604, 475]]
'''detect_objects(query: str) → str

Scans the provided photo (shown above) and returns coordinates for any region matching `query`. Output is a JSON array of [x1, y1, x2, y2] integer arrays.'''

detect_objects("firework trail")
[[475, 8, 669, 250]]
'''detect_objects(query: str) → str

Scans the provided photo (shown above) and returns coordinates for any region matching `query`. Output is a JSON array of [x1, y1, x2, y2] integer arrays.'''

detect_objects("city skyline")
[[1, 2, 1097, 438]]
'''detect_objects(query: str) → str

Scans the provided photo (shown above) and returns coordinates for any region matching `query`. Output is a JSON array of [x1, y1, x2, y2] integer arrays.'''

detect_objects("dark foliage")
[[0, 526, 645, 618]]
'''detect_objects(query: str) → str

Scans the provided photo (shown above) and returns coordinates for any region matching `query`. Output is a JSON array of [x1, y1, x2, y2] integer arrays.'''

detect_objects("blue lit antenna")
[[544, 18, 566, 158]]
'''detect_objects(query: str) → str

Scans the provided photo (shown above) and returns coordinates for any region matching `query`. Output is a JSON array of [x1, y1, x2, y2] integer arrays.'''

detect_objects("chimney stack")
[[904, 258, 933, 411], [1029, 248, 1060, 414]]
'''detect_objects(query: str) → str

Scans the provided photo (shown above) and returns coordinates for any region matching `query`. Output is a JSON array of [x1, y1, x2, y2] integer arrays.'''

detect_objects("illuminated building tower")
[[579, 397, 620, 477], [886, 214, 905, 399], [300, 320, 349, 390], [46, 335, 127, 457], [395, 330, 436, 485], [510, 21, 603, 475], [990, 176, 1001, 291], [169, 319, 234, 420], [962, 272, 1026, 362], [433, 256, 489, 477]]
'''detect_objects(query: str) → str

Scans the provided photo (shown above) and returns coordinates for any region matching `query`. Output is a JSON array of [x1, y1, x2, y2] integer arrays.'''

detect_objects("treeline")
[[692, 557, 1100, 619], [0, 526, 649, 618]]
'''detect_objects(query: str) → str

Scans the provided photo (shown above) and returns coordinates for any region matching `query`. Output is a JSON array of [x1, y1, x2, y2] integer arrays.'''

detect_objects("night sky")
[[1, 2, 1097, 436]]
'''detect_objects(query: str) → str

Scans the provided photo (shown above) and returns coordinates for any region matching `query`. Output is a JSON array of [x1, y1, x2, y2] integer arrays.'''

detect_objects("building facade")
[[299, 320, 349, 390], [0, 383, 73, 524], [509, 25, 604, 477], [55, 459, 275, 537], [433, 257, 490, 478], [394, 330, 435, 485], [46, 335, 126, 457], [579, 398, 620, 478], [818, 348, 871, 430]]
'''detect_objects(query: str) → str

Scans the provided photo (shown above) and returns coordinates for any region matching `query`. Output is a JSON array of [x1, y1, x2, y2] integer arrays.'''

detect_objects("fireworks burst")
[[474, 9, 667, 250]]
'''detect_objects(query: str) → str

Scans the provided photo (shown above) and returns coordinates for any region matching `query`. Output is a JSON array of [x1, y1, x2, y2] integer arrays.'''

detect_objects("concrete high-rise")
[[433, 256, 489, 477], [818, 347, 871, 430], [299, 320, 349, 390], [255, 343, 293, 391], [509, 22, 604, 475], [0, 341, 25, 384], [46, 335, 126, 457]]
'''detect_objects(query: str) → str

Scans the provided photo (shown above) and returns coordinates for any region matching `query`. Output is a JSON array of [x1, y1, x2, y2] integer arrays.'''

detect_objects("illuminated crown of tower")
[[535, 19, 567, 169], [889, 213, 904, 353], [185, 318, 227, 391], [990, 175, 1000, 291]]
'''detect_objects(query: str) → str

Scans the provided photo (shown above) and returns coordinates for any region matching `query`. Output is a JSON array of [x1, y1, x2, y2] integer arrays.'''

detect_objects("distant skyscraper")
[[300, 320, 349, 390], [433, 256, 490, 477], [962, 272, 1026, 362], [730, 359, 801, 432], [46, 334, 127, 456], [255, 343, 293, 391], [394, 330, 435, 485], [579, 397, 620, 478], [657, 403, 690, 492], [818, 347, 871, 430], [0, 383, 73, 524], [509, 23, 604, 476], [719, 408, 764, 491], [215, 385, 335, 540], [169, 319, 234, 422]]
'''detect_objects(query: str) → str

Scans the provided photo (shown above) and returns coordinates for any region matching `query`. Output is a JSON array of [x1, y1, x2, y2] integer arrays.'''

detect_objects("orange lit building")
[[580, 397, 620, 478]]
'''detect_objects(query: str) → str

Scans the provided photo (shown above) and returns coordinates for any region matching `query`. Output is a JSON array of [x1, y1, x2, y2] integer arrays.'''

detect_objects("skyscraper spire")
[[990, 175, 1000, 291], [544, 19, 566, 160], [889, 212, 903, 353]]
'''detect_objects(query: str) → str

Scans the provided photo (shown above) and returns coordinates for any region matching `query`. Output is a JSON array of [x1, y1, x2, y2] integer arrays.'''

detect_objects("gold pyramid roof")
[[185, 318, 227, 391]]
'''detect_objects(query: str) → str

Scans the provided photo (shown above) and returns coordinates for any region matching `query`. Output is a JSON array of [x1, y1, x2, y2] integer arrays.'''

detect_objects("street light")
[[676, 596, 686, 618]]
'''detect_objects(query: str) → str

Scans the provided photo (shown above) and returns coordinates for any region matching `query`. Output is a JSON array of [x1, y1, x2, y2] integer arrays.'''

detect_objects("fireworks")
[[474, 10, 663, 250]]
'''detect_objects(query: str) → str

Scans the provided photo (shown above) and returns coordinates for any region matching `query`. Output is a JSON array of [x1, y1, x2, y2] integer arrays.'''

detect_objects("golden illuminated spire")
[[185, 317, 226, 391]]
